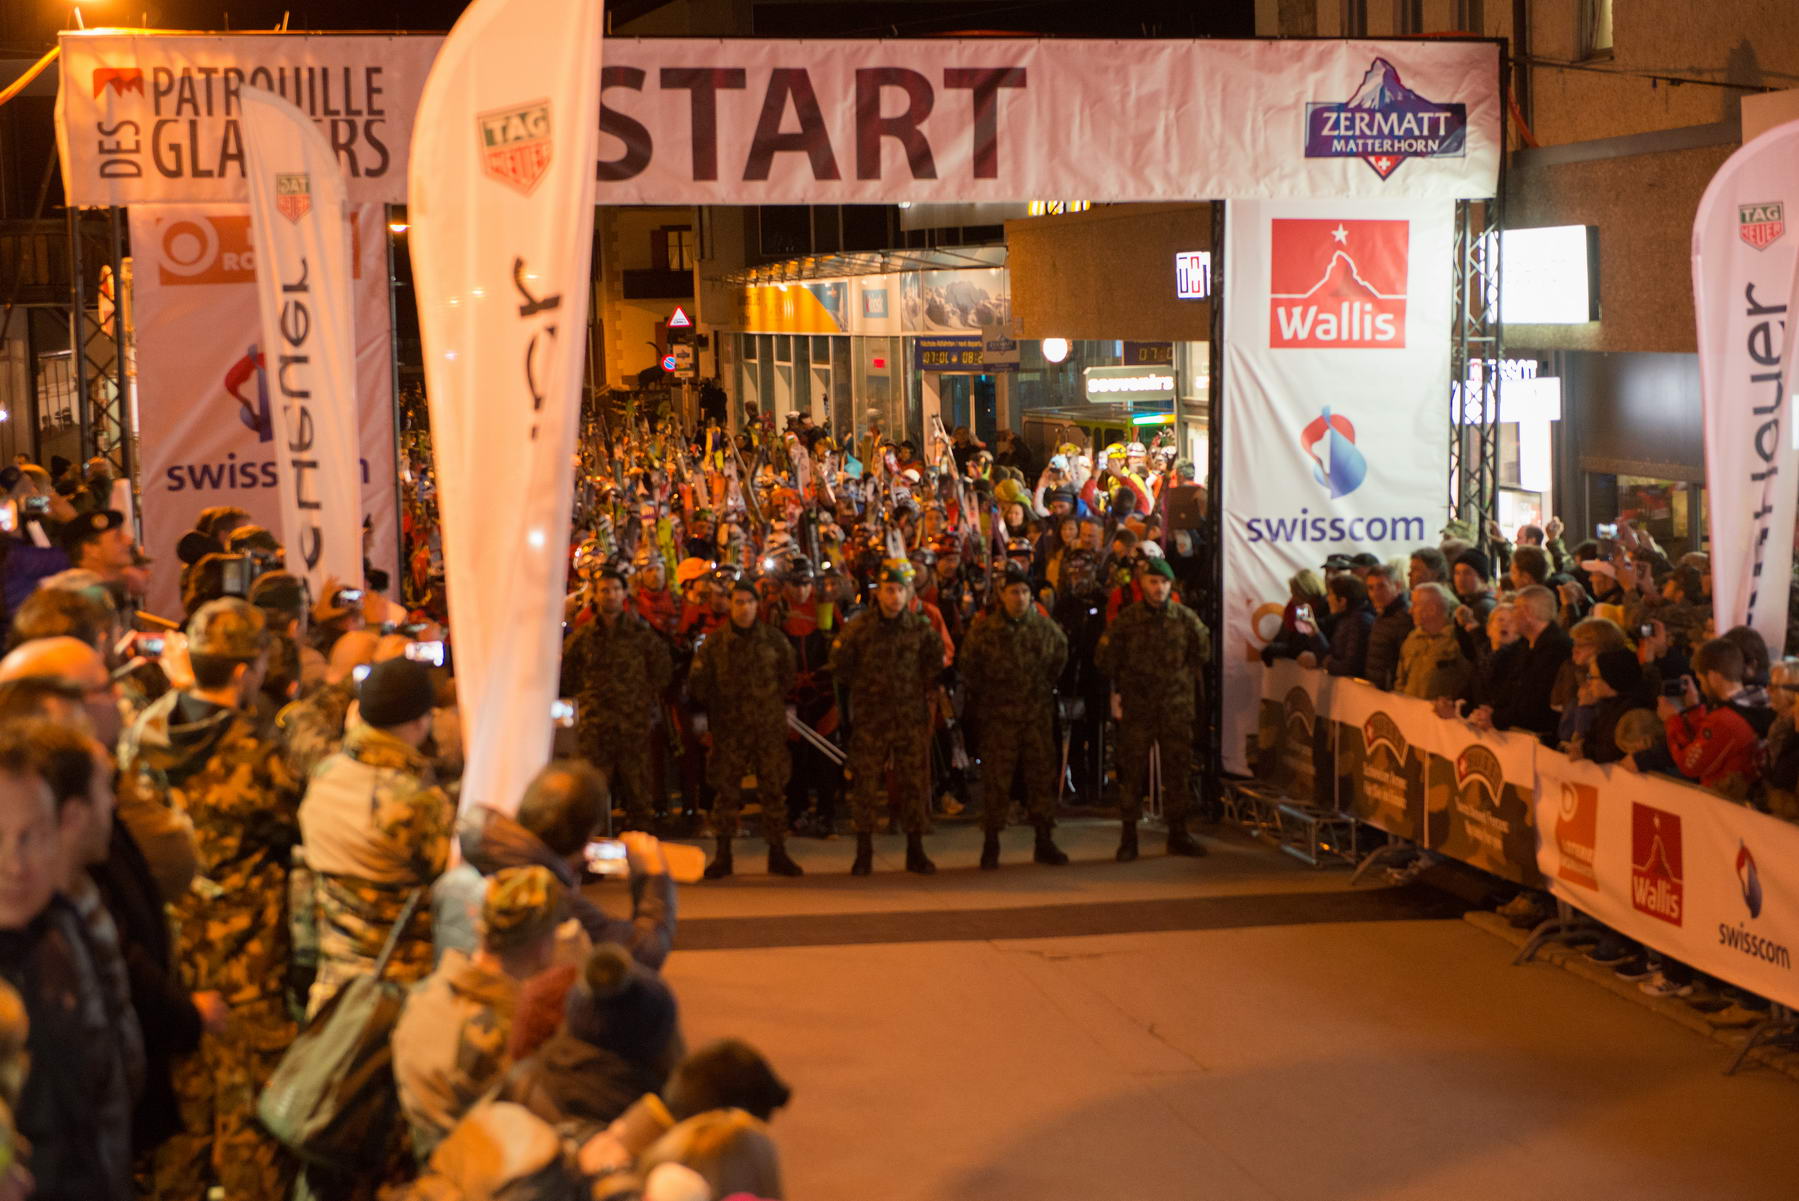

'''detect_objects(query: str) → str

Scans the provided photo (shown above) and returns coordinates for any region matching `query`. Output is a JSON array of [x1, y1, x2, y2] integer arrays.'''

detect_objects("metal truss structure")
[[1450, 196, 1503, 544], [66, 207, 131, 483]]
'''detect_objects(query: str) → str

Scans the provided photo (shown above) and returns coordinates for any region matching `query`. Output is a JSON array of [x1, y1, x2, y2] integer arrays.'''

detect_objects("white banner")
[[239, 86, 363, 597], [128, 203, 398, 618], [1693, 118, 1799, 654], [1536, 751, 1799, 1012], [1221, 199, 1454, 774], [60, 33, 1501, 206], [410, 0, 602, 814]]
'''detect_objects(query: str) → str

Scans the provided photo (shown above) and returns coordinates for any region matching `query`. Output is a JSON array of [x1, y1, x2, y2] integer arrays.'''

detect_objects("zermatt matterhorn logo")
[[1305, 57, 1468, 179], [1269, 218, 1408, 349]]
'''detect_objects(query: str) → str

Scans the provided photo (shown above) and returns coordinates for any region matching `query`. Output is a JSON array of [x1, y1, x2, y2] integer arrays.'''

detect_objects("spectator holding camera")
[[1660, 637, 1776, 799], [1296, 573, 1374, 678]]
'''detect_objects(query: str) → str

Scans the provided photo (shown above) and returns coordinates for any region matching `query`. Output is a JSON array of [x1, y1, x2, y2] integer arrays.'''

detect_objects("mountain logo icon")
[[1299, 406, 1366, 498], [1269, 219, 1408, 349], [1305, 57, 1468, 180]]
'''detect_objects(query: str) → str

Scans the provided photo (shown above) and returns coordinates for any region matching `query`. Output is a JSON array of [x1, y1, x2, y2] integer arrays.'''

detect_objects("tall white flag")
[[409, 0, 603, 814], [1694, 118, 1799, 653], [238, 86, 365, 597]]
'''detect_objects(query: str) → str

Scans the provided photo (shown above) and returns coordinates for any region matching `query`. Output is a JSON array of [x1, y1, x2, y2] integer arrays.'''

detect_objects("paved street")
[[626, 820, 1799, 1201]]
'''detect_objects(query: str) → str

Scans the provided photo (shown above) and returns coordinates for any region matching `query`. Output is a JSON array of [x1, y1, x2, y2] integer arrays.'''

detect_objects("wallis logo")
[[1269, 219, 1408, 349], [1630, 804, 1684, 926]]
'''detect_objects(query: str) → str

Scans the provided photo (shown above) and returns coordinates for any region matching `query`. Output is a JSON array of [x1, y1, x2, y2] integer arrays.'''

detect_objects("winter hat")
[[1453, 548, 1491, 581], [1595, 648, 1644, 696], [357, 658, 436, 727], [565, 943, 679, 1067], [665, 1039, 792, 1123]]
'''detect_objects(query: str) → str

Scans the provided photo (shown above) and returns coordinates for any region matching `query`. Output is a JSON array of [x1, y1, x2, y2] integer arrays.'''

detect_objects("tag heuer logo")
[[274, 173, 311, 224], [478, 101, 553, 196], [1739, 201, 1785, 250]]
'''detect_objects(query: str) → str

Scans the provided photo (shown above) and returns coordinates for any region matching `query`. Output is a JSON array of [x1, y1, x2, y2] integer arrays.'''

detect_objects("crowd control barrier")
[[1252, 661, 1799, 1014]]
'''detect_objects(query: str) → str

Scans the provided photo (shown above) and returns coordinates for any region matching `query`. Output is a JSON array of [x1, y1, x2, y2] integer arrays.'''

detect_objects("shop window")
[[1581, 0, 1613, 59], [652, 226, 694, 271], [741, 334, 758, 362], [812, 335, 833, 365], [773, 335, 793, 365]]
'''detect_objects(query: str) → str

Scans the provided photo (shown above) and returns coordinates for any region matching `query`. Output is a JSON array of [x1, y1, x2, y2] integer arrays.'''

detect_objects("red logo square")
[[1630, 803, 1684, 926], [1269, 219, 1408, 349]]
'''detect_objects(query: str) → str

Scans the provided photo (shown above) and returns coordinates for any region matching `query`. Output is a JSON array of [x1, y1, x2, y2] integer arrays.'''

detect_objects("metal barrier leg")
[[1145, 741, 1163, 826], [1726, 1005, 1799, 1076], [1350, 836, 1415, 886], [1512, 901, 1600, 966]]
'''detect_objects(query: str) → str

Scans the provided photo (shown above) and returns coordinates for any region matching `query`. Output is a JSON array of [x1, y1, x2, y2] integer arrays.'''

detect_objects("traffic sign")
[[661, 354, 678, 371], [667, 306, 692, 328]]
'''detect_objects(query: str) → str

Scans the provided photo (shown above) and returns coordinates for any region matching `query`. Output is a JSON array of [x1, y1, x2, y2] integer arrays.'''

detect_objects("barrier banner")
[[409, 0, 602, 814], [1420, 718, 1543, 887], [1220, 198, 1454, 773], [60, 33, 1501, 206], [127, 203, 398, 618], [1329, 677, 1429, 843], [1536, 751, 1799, 1011], [1254, 657, 1334, 808], [1692, 117, 1799, 656], [239, 85, 363, 597]]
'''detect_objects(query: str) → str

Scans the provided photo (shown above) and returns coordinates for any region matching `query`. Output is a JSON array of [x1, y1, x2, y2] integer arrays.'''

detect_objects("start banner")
[[59, 33, 1502, 206], [127, 202, 398, 617]]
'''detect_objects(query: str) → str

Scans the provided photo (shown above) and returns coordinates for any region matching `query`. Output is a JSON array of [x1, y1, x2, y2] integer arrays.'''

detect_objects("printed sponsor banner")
[[1420, 720, 1542, 887], [410, 0, 602, 815], [239, 86, 364, 598], [1253, 657, 1335, 809], [1220, 198, 1453, 774], [1536, 751, 1799, 1011], [128, 202, 397, 618], [1327, 677, 1428, 843], [59, 34, 1501, 206], [1692, 118, 1799, 656]]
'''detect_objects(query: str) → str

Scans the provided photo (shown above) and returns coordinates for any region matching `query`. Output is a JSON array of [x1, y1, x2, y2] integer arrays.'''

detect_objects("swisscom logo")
[[1304, 57, 1467, 180], [1630, 803, 1683, 926], [1269, 219, 1408, 349], [1300, 408, 1366, 498]]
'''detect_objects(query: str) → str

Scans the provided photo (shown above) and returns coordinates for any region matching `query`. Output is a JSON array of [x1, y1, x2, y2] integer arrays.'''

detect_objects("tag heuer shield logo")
[[478, 101, 553, 195], [1740, 201, 1785, 250], [274, 173, 311, 224]]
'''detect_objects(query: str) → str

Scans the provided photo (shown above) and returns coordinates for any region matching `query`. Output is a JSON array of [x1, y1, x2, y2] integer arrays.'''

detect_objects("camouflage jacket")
[[1094, 599, 1212, 715], [276, 678, 356, 781], [559, 611, 673, 732], [688, 620, 796, 741], [959, 608, 1069, 721], [117, 689, 302, 1006], [298, 724, 454, 1015], [827, 608, 944, 727], [392, 950, 519, 1162]]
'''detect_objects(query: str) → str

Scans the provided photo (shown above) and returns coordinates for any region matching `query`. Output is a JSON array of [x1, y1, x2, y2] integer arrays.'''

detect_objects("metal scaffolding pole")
[[1450, 196, 1503, 543]]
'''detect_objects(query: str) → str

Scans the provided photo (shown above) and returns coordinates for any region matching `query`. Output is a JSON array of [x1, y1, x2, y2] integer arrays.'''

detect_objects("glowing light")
[[1041, 338, 1070, 364]]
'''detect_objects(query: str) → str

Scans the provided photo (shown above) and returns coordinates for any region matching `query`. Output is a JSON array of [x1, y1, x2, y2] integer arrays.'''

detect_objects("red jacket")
[[1665, 700, 1768, 794]]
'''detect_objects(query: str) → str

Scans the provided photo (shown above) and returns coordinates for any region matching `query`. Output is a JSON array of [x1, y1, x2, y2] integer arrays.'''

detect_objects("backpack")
[[257, 888, 424, 1170]]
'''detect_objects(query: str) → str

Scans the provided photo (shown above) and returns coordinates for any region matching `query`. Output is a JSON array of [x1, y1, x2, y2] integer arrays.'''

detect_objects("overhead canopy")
[[56, 32, 1501, 208]]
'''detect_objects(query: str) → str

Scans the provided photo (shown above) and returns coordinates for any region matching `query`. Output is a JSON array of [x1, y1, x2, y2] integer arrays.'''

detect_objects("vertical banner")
[[409, 0, 602, 814], [239, 85, 364, 596], [1220, 199, 1454, 773], [128, 204, 398, 618], [1693, 118, 1799, 654]]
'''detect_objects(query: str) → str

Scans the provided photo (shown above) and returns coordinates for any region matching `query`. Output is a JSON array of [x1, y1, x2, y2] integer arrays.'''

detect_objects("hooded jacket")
[[431, 806, 675, 971]]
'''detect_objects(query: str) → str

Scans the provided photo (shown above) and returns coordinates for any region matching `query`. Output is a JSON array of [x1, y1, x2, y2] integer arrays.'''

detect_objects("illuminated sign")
[[1175, 250, 1212, 299], [668, 305, 693, 328], [1500, 225, 1598, 324], [1085, 365, 1176, 403]]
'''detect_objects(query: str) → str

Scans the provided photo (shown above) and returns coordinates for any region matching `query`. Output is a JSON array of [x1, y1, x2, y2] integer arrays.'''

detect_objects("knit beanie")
[[358, 658, 436, 727], [664, 1038, 792, 1123], [1595, 648, 1644, 696], [565, 943, 679, 1068], [1453, 548, 1491, 582]]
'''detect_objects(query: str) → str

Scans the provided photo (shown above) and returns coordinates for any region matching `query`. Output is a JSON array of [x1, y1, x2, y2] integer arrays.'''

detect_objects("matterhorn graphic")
[[1268, 218, 1409, 349], [1305, 56, 1468, 179], [1299, 407, 1367, 499]]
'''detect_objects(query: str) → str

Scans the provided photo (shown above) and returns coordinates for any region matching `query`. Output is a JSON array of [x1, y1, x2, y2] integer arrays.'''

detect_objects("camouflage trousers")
[[586, 723, 659, 829], [147, 996, 297, 1201], [845, 719, 931, 835], [707, 729, 792, 840], [975, 712, 1058, 832], [1115, 704, 1195, 825]]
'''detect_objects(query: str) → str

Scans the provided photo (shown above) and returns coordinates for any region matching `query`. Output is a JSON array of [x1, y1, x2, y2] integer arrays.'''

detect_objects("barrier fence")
[[1253, 662, 1799, 1011]]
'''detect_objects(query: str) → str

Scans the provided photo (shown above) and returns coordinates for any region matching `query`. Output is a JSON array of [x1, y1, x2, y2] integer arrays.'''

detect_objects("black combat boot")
[[1116, 821, 1139, 863], [980, 831, 1001, 870], [850, 832, 874, 876], [1033, 823, 1069, 866], [766, 838, 804, 877], [905, 833, 937, 875], [1166, 821, 1207, 858], [703, 836, 734, 880]]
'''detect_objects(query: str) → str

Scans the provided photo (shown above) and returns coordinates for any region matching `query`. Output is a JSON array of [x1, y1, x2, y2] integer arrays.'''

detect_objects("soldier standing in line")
[[689, 580, 802, 879], [560, 567, 673, 831], [828, 558, 947, 876], [765, 556, 844, 839], [116, 598, 304, 1201], [1094, 556, 1211, 863], [960, 563, 1071, 870]]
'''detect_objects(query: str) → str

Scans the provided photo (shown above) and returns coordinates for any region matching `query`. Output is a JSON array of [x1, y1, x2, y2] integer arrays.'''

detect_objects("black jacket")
[[1364, 597, 1413, 691], [1323, 602, 1375, 678], [1492, 623, 1574, 740]]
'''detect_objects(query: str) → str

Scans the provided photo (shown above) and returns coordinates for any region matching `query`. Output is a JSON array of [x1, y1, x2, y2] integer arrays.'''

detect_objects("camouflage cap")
[[482, 865, 562, 952], [187, 597, 270, 660]]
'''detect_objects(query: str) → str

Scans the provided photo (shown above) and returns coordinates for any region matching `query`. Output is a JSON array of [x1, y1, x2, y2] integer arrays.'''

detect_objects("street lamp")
[[1041, 337, 1070, 364]]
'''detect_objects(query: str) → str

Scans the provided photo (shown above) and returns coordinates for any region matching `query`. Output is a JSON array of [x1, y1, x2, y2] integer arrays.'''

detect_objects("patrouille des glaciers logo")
[[1299, 407, 1366, 499], [1305, 57, 1467, 180], [1270, 219, 1408, 349]]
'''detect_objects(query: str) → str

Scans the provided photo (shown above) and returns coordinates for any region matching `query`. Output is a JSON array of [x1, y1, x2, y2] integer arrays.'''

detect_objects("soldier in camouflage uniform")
[[689, 579, 800, 879], [276, 628, 381, 780], [827, 558, 948, 876], [391, 866, 562, 1163], [960, 563, 1071, 869], [560, 568, 673, 831], [116, 598, 303, 1201], [1094, 557, 1211, 862]]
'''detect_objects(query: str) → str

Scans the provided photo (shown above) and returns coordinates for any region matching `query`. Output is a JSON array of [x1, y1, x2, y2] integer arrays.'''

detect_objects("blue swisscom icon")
[[1305, 57, 1467, 180], [1300, 407, 1367, 499]]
